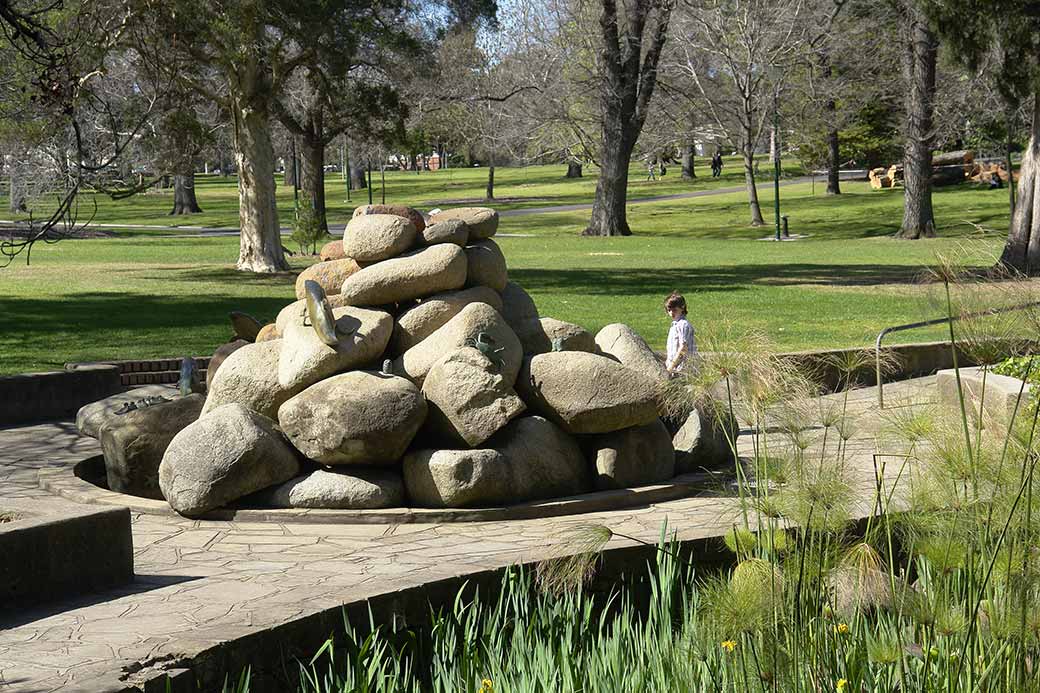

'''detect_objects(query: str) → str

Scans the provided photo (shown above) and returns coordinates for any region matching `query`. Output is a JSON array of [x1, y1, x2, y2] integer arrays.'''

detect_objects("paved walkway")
[[0, 377, 931, 692]]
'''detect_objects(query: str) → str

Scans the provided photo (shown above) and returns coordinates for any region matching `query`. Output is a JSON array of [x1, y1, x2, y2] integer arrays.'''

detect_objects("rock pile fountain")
[[77, 206, 735, 518]]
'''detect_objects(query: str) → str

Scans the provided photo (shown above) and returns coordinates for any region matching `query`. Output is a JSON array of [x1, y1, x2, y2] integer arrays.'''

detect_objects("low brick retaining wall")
[[0, 364, 122, 425], [68, 357, 211, 388]]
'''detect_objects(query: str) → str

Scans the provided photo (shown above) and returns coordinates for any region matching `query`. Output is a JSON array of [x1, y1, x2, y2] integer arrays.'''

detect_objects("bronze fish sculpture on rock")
[[179, 357, 204, 397], [229, 311, 264, 342], [303, 279, 340, 347]]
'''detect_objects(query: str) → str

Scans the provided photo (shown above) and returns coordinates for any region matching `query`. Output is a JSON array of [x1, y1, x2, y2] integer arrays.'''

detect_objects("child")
[[664, 291, 697, 374]]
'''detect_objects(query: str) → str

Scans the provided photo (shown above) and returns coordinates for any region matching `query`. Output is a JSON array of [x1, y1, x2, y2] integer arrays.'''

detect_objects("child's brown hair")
[[664, 291, 687, 316]]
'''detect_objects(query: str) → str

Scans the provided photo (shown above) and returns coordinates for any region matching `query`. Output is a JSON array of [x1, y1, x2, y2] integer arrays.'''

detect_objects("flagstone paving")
[[0, 378, 933, 692]]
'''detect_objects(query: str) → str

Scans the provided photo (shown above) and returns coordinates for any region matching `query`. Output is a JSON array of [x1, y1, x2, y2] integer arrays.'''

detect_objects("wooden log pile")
[[969, 160, 1020, 184], [869, 150, 975, 190]]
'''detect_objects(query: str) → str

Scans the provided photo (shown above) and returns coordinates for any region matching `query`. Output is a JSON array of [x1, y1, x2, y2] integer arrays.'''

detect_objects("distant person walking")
[[711, 152, 723, 178], [646, 160, 657, 181]]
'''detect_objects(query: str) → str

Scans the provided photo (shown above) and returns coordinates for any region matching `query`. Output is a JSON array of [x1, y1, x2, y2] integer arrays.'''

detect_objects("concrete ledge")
[[936, 366, 1033, 423], [104, 515, 886, 692], [0, 364, 121, 425], [778, 339, 1034, 392], [0, 501, 133, 609], [117, 528, 737, 693], [38, 455, 724, 524]]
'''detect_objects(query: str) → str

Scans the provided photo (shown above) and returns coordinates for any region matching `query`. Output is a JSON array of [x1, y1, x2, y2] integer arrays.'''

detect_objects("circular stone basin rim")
[[36, 455, 725, 525]]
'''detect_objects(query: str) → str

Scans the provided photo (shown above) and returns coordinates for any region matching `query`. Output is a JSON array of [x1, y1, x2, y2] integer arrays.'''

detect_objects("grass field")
[[2, 157, 799, 230], [0, 161, 1026, 375]]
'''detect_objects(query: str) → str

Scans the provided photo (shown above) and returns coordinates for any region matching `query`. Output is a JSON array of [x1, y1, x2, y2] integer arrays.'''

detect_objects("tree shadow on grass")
[[133, 265, 300, 286], [0, 292, 290, 338], [510, 263, 989, 296]]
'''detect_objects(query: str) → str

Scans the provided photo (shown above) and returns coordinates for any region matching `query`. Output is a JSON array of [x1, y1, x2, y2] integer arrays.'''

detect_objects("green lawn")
[[1, 166, 1025, 375], [1, 157, 799, 230]]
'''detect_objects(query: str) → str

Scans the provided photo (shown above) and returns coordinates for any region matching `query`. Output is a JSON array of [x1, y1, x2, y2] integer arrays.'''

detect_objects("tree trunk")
[[169, 167, 202, 215], [349, 164, 367, 190], [232, 94, 288, 273], [486, 164, 495, 200], [584, 136, 633, 236], [8, 171, 25, 213], [743, 148, 765, 226], [1008, 109, 1017, 216], [895, 7, 938, 239], [999, 94, 1040, 274], [284, 148, 296, 187], [681, 144, 695, 179], [826, 126, 841, 195], [298, 134, 328, 234], [566, 161, 583, 178]]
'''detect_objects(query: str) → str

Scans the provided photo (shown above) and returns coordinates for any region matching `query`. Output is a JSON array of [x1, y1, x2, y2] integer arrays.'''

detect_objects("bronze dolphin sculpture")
[[303, 279, 340, 346]]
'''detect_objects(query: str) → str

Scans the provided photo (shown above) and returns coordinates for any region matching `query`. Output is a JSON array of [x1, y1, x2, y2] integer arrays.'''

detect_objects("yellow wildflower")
[[835, 623, 849, 634], [721, 639, 737, 653], [836, 679, 847, 691], [479, 678, 494, 693]]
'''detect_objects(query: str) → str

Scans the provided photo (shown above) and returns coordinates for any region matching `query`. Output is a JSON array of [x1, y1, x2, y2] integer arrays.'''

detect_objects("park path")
[[0, 176, 815, 238], [0, 377, 929, 692]]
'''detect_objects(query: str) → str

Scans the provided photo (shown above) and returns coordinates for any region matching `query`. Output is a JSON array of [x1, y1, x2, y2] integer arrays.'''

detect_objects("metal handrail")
[[875, 301, 1040, 408]]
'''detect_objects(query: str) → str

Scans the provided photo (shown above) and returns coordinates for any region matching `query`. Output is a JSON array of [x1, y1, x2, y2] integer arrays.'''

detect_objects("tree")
[[0, 0, 168, 265], [894, 1, 939, 239], [141, 0, 494, 273], [926, 0, 1040, 270], [669, 0, 825, 226], [583, 0, 673, 236], [274, 74, 402, 233]]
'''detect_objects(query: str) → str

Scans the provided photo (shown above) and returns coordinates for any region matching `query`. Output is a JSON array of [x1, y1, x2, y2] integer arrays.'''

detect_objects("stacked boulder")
[[78, 206, 737, 518]]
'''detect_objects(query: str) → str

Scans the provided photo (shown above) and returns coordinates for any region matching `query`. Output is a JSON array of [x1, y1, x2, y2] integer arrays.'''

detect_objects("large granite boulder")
[[488, 416, 589, 501], [418, 219, 468, 247], [338, 244, 467, 307], [520, 317, 597, 355], [499, 281, 541, 343], [207, 339, 249, 391], [203, 340, 303, 420], [278, 371, 426, 466], [278, 305, 393, 391], [422, 347, 526, 446], [403, 448, 512, 508], [392, 302, 522, 387], [464, 240, 508, 292], [594, 323, 668, 382], [673, 404, 738, 473], [294, 258, 362, 299], [343, 214, 417, 263], [319, 239, 346, 262], [76, 385, 180, 439], [389, 286, 503, 356], [255, 323, 279, 342], [517, 351, 659, 434], [99, 394, 205, 499], [429, 207, 498, 240], [256, 468, 404, 509], [352, 204, 426, 233], [588, 419, 674, 490], [159, 404, 300, 517]]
